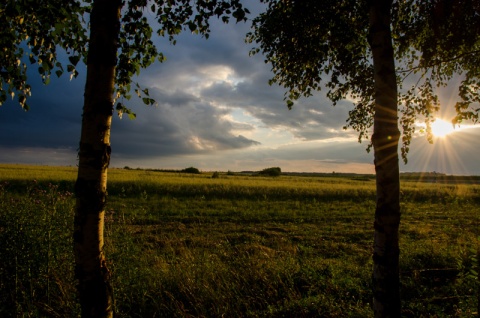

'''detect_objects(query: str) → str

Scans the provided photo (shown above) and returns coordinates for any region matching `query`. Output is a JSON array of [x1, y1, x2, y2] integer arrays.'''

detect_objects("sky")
[[2, 2, 480, 175]]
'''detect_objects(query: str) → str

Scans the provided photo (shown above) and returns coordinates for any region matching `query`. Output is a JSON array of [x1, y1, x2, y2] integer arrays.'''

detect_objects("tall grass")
[[0, 180, 79, 317], [0, 165, 479, 317]]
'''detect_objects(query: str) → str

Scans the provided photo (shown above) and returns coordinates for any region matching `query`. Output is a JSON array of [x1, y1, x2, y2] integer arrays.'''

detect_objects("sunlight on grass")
[[1, 165, 479, 317]]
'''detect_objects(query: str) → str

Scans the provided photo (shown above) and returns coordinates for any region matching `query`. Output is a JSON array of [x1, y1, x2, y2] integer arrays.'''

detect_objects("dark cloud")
[[0, 71, 83, 151]]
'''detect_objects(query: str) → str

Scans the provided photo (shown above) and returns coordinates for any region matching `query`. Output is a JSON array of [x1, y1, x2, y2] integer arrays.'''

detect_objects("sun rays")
[[408, 117, 480, 175], [418, 117, 477, 139]]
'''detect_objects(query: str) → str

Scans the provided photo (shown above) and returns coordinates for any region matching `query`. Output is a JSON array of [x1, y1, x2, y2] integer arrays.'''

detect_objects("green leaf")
[[188, 21, 197, 32], [68, 55, 80, 66], [42, 61, 51, 72], [232, 9, 246, 22], [286, 99, 294, 109], [116, 102, 137, 120], [19, 95, 26, 106]]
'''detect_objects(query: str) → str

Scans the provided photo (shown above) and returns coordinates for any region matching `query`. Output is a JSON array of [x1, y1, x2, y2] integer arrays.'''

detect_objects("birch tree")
[[1, 1, 249, 317], [248, 0, 480, 316]]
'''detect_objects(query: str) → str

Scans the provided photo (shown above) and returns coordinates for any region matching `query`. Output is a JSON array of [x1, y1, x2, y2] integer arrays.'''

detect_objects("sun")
[[430, 118, 456, 138]]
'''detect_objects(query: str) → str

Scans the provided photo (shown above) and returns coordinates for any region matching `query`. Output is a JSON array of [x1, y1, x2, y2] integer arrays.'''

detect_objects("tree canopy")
[[394, 0, 480, 156], [248, 0, 480, 161], [0, 0, 89, 109]]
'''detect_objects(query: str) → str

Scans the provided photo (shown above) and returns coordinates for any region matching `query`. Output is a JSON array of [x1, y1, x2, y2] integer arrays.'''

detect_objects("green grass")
[[0, 164, 479, 317]]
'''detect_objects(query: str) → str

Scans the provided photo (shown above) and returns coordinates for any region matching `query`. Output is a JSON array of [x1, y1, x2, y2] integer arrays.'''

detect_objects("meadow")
[[0, 163, 479, 317]]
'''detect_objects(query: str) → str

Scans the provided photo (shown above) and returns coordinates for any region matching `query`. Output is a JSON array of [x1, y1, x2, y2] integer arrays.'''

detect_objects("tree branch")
[[398, 49, 480, 73]]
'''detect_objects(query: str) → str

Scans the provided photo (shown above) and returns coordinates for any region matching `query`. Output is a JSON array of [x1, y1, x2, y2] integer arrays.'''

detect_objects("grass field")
[[0, 164, 479, 317]]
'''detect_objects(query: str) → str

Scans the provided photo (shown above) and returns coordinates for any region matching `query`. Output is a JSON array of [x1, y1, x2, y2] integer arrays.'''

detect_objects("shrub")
[[181, 167, 200, 174], [211, 171, 220, 179], [259, 167, 282, 177]]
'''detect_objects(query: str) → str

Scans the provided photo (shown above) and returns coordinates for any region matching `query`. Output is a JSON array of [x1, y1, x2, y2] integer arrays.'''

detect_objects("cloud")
[[0, 72, 83, 151], [111, 84, 261, 159], [1, 1, 480, 175]]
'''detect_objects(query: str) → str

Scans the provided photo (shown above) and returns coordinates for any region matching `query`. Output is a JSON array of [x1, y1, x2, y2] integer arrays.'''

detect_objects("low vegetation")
[[0, 164, 479, 317]]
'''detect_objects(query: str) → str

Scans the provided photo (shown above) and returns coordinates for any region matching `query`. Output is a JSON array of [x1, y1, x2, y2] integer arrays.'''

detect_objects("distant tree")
[[249, 1, 480, 316], [182, 167, 201, 174], [258, 167, 281, 177], [211, 171, 220, 178], [1, 1, 249, 316]]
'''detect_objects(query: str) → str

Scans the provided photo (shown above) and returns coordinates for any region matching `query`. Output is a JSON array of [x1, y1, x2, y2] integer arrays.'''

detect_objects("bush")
[[258, 167, 282, 177], [211, 171, 220, 179], [181, 167, 200, 174]]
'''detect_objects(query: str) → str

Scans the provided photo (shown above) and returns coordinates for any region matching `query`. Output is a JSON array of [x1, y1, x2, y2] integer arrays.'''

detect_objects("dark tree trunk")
[[74, 0, 122, 317], [368, 0, 401, 317]]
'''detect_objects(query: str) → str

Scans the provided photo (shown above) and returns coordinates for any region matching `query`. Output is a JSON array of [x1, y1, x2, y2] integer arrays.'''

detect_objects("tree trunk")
[[368, 0, 401, 317], [74, 0, 122, 317]]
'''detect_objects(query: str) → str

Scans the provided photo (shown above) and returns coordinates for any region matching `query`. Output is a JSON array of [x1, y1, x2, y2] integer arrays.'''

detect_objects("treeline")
[[399, 173, 480, 184], [122, 166, 480, 183]]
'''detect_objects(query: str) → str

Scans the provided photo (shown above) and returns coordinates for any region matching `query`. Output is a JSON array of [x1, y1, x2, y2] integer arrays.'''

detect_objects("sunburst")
[[430, 118, 456, 138]]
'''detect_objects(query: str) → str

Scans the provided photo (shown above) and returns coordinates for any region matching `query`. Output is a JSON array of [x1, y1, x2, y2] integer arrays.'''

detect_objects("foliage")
[[0, 0, 90, 110], [394, 0, 480, 159], [258, 167, 282, 177], [1, 167, 479, 316], [248, 0, 480, 162], [456, 243, 479, 290], [247, 0, 374, 146]]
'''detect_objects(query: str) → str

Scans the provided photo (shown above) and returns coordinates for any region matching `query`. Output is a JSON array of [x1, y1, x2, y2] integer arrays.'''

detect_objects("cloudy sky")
[[2, 1, 480, 175]]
